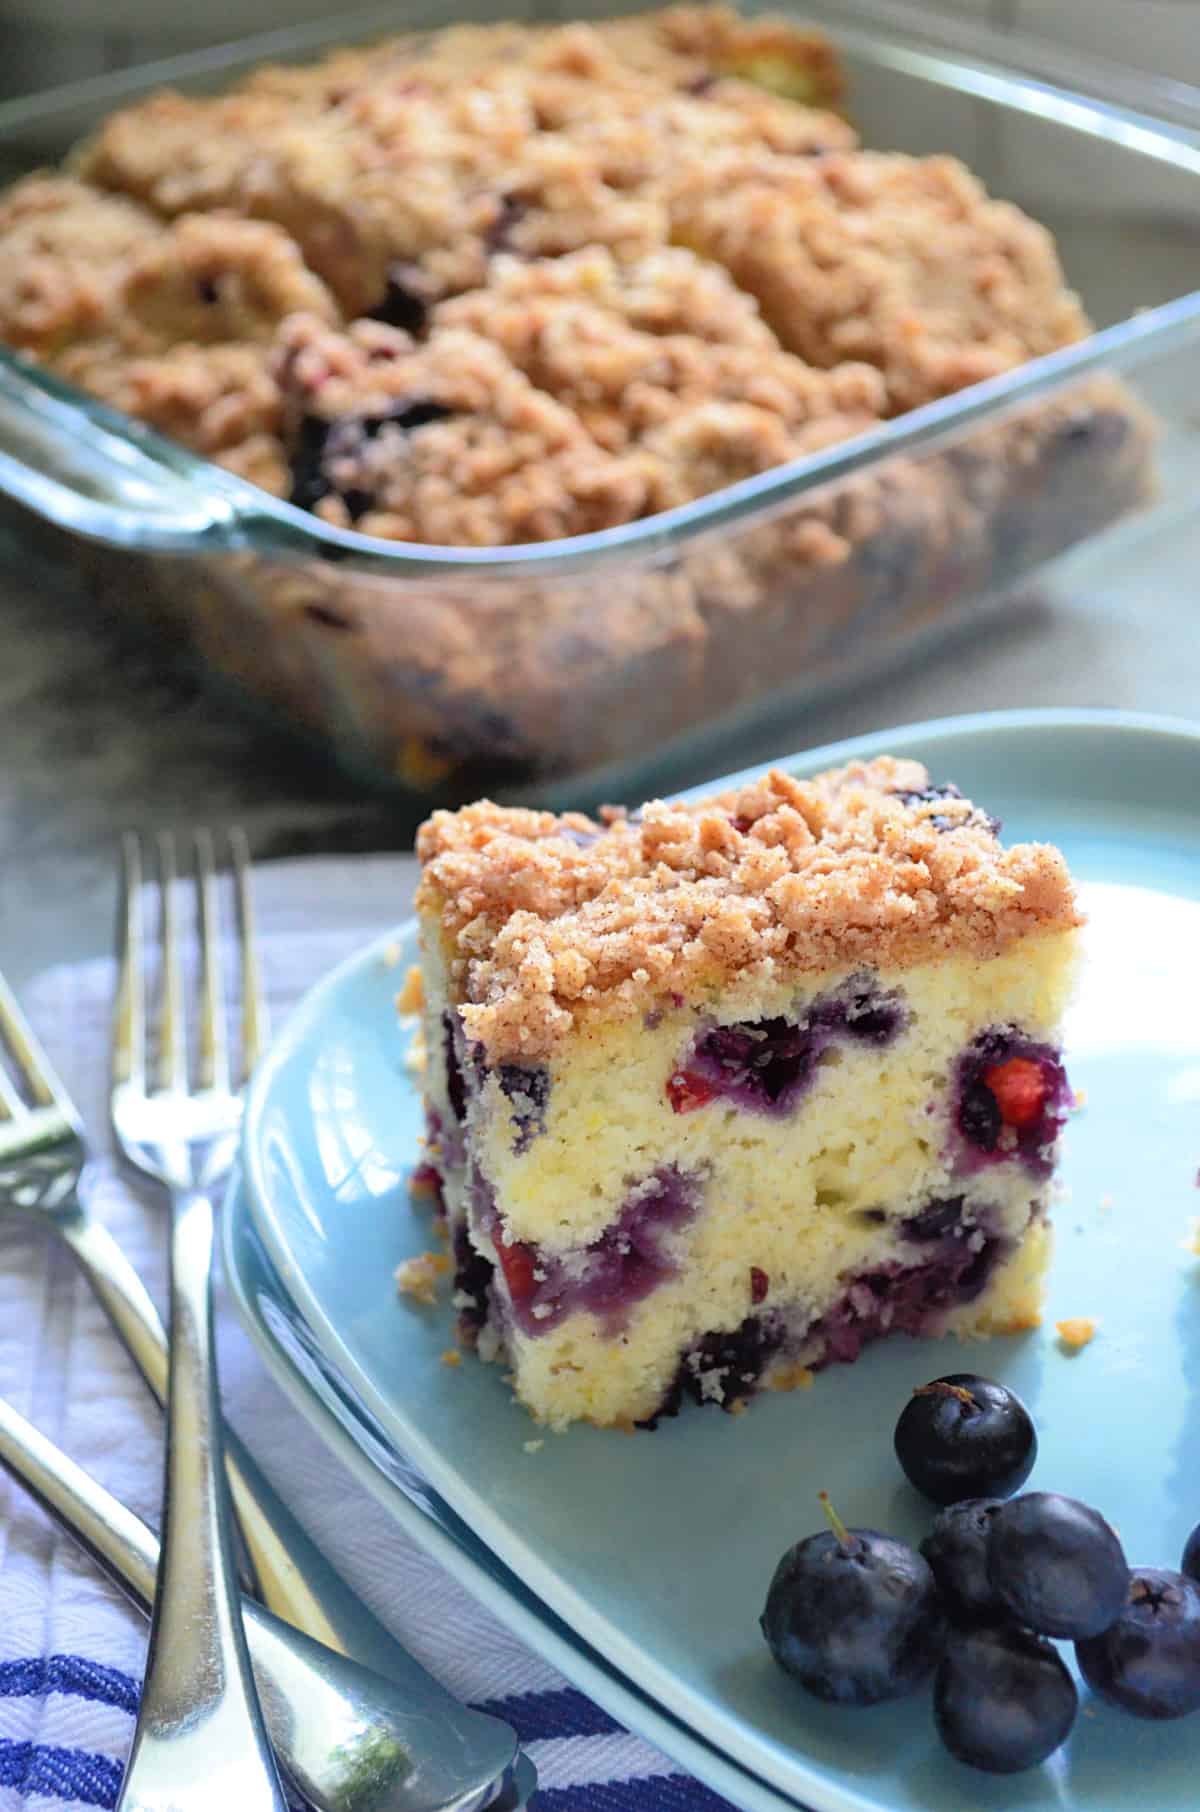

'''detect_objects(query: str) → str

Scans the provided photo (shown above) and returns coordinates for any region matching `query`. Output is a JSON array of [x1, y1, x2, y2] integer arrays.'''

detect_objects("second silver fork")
[[110, 828, 286, 1812]]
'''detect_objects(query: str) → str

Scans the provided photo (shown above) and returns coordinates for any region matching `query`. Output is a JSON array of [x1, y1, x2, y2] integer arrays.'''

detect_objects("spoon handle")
[[0, 1385, 158, 1612]]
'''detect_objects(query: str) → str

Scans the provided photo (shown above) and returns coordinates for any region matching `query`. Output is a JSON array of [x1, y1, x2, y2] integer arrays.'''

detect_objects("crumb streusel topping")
[[0, 5, 1094, 548], [417, 759, 1082, 1059]]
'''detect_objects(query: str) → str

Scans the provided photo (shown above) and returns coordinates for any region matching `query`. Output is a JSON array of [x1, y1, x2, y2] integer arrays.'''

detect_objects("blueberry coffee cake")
[[413, 758, 1082, 1430], [0, 6, 1156, 787], [2, 4, 1139, 537]]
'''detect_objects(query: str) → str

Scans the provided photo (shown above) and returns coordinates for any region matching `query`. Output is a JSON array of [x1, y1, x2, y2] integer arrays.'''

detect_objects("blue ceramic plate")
[[222, 1189, 808, 1811], [242, 709, 1200, 1812]]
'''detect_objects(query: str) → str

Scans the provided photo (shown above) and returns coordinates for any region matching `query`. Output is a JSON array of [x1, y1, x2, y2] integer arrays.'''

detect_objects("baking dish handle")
[[0, 354, 278, 554]]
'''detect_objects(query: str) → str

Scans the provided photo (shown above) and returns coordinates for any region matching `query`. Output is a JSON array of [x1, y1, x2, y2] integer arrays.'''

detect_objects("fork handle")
[[121, 1184, 287, 1809], [58, 1199, 370, 1654]]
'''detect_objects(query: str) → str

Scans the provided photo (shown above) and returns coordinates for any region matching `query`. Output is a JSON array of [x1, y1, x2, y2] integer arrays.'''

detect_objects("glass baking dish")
[[1, 0, 1199, 810]]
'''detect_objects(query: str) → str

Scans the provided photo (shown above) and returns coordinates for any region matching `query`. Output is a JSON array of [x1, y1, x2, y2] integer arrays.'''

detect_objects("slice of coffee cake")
[[413, 758, 1081, 1431]]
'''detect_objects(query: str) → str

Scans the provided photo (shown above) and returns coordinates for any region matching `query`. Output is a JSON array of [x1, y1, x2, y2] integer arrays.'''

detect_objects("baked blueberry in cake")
[[413, 757, 1082, 1429]]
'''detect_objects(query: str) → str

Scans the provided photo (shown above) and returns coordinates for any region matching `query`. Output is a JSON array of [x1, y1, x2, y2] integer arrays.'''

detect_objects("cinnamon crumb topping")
[[417, 756, 1081, 1059]]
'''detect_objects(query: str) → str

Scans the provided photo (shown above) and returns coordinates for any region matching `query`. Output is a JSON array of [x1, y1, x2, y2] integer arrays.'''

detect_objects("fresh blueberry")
[[1076, 1568, 1200, 1719], [894, 1374, 1037, 1506], [988, 1492, 1130, 1640], [1183, 1524, 1200, 1586], [760, 1496, 947, 1706], [920, 1499, 1007, 1624], [935, 1622, 1077, 1773]]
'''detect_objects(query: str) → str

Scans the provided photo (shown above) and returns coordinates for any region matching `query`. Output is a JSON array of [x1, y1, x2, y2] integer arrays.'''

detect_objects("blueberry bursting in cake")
[[412, 757, 1082, 1431]]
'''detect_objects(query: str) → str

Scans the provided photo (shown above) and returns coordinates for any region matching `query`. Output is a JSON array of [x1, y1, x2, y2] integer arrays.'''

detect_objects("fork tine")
[[155, 831, 187, 1095], [194, 830, 229, 1094], [231, 828, 269, 1084], [0, 971, 75, 1119], [113, 834, 145, 1093]]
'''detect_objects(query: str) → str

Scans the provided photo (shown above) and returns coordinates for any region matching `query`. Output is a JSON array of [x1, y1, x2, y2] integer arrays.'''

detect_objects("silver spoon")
[[0, 1392, 533, 1812]]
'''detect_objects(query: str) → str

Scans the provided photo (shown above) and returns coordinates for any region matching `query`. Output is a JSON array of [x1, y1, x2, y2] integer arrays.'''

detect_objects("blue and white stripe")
[[0, 1662, 735, 1809]]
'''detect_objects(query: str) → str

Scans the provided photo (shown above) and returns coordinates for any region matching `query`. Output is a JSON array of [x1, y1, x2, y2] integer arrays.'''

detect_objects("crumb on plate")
[[441, 1347, 463, 1368], [382, 940, 402, 970], [1184, 1219, 1200, 1256], [1056, 1316, 1097, 1351], [1073, 1087, 1088, 1109], [766, 1363, 814, 1393], [396, 964, 424, 1014], [523, 1439, 545, 1454], [395, 1250, 451, 1305]]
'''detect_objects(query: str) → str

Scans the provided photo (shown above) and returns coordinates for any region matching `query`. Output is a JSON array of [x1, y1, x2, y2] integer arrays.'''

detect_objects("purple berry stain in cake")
[[435, 1012, 470, 1169], [451, 1223, 495, 1339], [902, 1195, 967, 1242], [684, 1315, 786, 1407], [497, 1064, 551, 1152], [642, 1314, 787, 1426], [669, 971, 907, 1117], [443, 1011, 468, 1123], [952, 1028, 1071, 1178], [489, 1166, 699, 1337], [641, 1197, 1008, 1424], [809, 1233, 1006, 1366]]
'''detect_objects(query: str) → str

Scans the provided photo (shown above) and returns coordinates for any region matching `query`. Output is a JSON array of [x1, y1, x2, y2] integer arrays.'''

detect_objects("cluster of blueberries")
[[761, 1373, 1200, 1774]]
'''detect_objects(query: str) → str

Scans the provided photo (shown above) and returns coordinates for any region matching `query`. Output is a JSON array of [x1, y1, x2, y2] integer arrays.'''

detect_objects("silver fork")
[[110, 828, 287, 1812], [0, 925, 418, 1654]]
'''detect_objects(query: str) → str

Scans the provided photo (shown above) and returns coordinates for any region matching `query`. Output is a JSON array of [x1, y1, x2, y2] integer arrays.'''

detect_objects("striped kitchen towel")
[[0, 924, 747, 1812]]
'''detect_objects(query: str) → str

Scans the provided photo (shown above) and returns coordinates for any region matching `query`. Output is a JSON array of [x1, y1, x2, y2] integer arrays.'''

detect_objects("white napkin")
[[0, 929, 736, 1811]]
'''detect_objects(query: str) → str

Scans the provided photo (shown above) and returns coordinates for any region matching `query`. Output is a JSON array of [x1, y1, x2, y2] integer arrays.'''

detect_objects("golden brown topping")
[[0, 8, 1102, 550], [417, 759, 1081, 1059], [668, 148, 1089, 413], [117, 214, 339, 351]]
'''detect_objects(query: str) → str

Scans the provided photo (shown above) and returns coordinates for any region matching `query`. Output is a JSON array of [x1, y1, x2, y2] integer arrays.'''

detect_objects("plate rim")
[[222, 1178, 814, 1812], [241, 705, 1200, 1812]]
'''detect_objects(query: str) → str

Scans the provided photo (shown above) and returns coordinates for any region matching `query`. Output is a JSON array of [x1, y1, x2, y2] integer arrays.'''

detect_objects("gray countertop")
[[2, 454, 1197, 991]]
